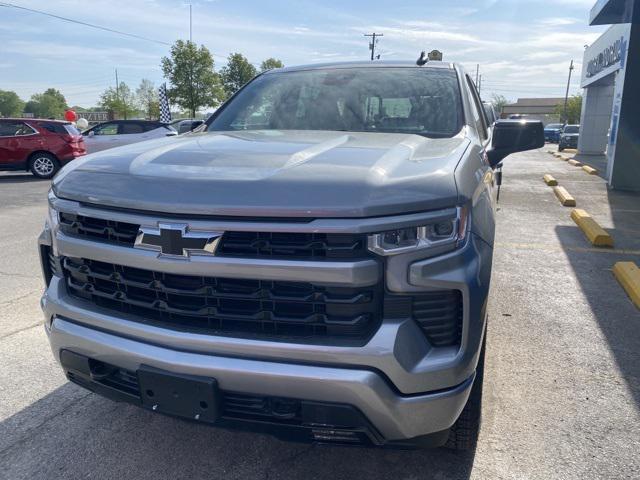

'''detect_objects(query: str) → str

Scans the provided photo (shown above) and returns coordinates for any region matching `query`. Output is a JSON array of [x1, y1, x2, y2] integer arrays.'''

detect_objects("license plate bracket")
[[138, 366, 219, 423]]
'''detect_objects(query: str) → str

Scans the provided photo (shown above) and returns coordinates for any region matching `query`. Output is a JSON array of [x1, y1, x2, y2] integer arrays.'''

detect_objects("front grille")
[[58, 213, 370, 260], [62, 257, 381, 345], [384, 290, 463, 348], [59, 212, 139, 247], [217, 231, 369, 259]]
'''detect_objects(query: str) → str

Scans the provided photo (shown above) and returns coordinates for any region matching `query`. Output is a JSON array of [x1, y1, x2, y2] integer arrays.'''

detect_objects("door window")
[[119, 123, 144, 134], [0, 121, 36, 137], [92, 123, 118, 135]]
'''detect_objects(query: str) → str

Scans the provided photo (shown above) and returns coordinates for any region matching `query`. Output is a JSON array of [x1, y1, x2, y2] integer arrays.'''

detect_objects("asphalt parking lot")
[[1, 148, 639, 479]]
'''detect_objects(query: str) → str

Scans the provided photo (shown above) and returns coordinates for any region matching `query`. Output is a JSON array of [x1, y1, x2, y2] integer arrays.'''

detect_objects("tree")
[[161, 40, 224, 118], [136, 79, 160, 120], [0, 90, 25, 117], [220, 53, 257, 99], [490, 94, 509, 117], [23, 88, 68, 118], [260, 58, 284, 72], [555, 94, 582, 124], [99, 82, 137, 119]]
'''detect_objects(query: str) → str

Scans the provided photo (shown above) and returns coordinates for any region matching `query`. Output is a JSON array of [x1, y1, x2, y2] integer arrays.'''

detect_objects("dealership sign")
[[581, 24, 630, 87], [586, 36, 625, 77], [76, 111, 109, 122]]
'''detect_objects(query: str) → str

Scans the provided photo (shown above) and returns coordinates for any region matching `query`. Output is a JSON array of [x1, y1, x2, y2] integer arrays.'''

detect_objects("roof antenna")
[[416, 51, 428, 66]]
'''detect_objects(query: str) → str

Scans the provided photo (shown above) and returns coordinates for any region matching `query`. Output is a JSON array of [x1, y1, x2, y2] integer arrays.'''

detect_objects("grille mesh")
[[62, 257, 381, 345]]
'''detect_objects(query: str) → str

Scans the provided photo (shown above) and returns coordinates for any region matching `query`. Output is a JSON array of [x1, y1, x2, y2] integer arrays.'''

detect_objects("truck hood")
[[53, 130, 469, 218]]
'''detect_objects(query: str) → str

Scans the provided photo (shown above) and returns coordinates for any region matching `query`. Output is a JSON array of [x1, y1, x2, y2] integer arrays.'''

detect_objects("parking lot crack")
[[0, 391, 93, 459], [0, 321, 43, 340], [0, 289, 41, 308], [263, 444, 316, 480]]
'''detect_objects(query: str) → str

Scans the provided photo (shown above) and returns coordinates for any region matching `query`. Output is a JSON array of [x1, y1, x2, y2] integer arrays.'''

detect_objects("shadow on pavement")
[[0, 173, 46, 184], [0, 382, 476, 480], [573, 153, 608, 180], [554, 187, 640, 409]]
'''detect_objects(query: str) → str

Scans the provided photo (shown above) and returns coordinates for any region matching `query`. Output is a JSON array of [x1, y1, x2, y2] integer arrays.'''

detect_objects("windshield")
[[564, 125, 579, 134], [546, 124, 563, 129], [208, 67, 462, 138]]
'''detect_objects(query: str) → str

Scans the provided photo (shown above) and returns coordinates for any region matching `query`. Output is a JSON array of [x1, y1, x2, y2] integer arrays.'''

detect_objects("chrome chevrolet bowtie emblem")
[[134, 223, 223, 258]]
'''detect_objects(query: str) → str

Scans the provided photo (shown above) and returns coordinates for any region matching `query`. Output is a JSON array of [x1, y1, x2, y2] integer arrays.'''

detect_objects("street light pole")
[[562, 59, 575, 123]]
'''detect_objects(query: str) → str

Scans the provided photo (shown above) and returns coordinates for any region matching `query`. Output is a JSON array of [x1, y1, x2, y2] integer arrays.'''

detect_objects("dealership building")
[[579, 0, 639, 191]]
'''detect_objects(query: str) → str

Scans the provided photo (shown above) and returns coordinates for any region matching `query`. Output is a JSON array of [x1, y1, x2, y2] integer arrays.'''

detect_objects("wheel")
[[444, 330, 486, 451], [558, 145, 564, 152], [29, 153, 60, 179]]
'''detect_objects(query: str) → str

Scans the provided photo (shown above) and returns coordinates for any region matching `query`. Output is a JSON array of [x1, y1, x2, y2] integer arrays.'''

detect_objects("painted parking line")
[[496, 242, 640, 256]]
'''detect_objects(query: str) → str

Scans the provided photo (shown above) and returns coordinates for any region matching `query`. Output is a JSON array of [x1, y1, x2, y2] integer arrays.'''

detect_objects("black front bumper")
[[60, 350, 448, 448]]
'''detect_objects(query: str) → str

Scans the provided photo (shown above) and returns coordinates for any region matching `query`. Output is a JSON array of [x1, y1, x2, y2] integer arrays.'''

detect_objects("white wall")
[[578, 81, 615, 155]]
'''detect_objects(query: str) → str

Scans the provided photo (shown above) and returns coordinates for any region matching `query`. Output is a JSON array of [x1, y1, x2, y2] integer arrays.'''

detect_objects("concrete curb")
[[613, 262, 640, 309], [582, 165, 598, 175], [553, 186, 576, 206], [570, 209, 614, 247], [543, 174, 558, 186], [568, 159, 582, 167]]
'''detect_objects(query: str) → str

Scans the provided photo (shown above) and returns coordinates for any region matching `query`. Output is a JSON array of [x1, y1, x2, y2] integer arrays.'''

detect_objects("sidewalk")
[[481, 146, 640, 478]]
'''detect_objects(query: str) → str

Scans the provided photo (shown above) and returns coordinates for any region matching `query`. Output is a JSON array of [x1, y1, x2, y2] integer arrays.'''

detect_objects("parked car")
[[40, 61, 543, 450], [170, 118, 205, 134], [0, 118, 85, 179], [482, 102, 497, 125], [544, 123, 564, 143], [558, 124, 580, 151], [82, 120, 176, 153]]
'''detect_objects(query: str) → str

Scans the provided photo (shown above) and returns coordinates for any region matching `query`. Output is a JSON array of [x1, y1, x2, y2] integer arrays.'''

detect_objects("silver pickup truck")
[[39, 61, 543, 450]]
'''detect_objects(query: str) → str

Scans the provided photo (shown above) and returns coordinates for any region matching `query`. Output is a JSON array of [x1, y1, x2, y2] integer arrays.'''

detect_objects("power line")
[[0, 1, 171, 45]]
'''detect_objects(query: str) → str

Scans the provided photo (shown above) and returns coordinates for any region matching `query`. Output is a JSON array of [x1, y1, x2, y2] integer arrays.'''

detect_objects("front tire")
[[558, 145, 565, 152], [444, 330, 486, 451], [29, 153, 60, 179]]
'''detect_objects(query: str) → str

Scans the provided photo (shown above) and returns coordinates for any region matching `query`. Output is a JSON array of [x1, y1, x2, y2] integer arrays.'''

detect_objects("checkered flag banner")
[[159, 83, 171, 123]]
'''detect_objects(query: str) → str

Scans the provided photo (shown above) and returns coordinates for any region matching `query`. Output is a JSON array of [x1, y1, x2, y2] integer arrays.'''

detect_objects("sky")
[[0, 0, 607, 108]]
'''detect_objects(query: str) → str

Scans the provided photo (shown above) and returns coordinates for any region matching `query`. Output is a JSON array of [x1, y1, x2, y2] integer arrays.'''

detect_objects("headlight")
[[368, 206, 469, 256]]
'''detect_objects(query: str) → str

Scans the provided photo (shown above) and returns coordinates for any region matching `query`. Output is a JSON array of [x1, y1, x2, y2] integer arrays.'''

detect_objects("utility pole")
[[478, 75, 482, 96], [475, 64, 479, 87], [115, 68, 123, 120], [364, 33, 383, 61], [562, 59, 575, 124]]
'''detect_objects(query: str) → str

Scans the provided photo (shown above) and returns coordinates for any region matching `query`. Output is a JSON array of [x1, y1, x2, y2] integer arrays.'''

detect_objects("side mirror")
[[487, 119, 544, 168], [87, 130, 95, 137]]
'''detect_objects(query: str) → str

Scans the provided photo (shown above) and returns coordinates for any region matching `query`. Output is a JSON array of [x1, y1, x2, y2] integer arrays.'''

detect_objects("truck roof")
[[269, 60, 456, 74]]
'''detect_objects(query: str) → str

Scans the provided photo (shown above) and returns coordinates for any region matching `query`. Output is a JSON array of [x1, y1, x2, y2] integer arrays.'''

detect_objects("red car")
[[0, 118, 86, 179]]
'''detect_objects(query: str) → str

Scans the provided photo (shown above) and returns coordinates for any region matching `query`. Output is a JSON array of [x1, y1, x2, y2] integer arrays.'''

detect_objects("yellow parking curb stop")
[[612, 262, 640, 309], [568, 159, 582, 166], [582, 165, 598, 175], [570, 209, 613, 247], [543, 174, 558, 186], [553, 186, 576, 206]]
